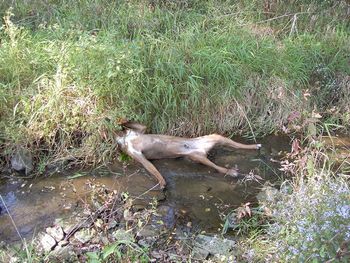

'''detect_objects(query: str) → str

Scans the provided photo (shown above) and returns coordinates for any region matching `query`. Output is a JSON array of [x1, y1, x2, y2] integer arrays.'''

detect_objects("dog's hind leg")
[[188, 153, 238, 176], [207, 134, 261, 150]]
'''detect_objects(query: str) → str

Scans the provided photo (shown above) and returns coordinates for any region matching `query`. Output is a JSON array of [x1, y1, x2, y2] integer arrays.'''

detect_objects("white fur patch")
[[117, 130, 141, 154]]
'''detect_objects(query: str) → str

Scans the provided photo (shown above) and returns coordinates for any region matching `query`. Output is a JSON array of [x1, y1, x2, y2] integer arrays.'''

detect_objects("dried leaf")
[[311, 111, 322, 119], [244, 203, 252, 217], [291, 139, 301, 155]]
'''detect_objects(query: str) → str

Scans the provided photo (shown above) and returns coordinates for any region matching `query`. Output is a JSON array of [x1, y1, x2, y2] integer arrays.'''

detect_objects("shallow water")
[[0, 135, 291, 243]]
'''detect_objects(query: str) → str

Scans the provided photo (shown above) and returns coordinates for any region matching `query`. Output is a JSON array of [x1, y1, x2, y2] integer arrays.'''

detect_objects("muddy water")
[[0, 135, 290, 243]]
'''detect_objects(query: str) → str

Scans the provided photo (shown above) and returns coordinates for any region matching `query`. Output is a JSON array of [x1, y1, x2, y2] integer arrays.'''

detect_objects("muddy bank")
[[0, 135, 290, 244]]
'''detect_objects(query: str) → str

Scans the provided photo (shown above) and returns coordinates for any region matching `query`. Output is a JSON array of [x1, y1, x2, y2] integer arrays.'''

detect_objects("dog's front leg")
[[129, 151, 167, 189]]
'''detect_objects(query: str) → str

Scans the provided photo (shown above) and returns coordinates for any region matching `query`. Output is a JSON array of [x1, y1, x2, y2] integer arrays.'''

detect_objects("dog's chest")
[[116, 130, 139, 150]]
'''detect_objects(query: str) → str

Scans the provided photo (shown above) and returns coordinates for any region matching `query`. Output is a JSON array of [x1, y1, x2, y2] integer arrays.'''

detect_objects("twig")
[[233, 97, 257, 143], [216, 11, 276, 19], [0, 194, 24, 243], [64, 183, 161, 241], [289, 14, 298, 37], [64, 205, 105, 241], [0, 194, 32, 260], [240, 12, 310, 27]]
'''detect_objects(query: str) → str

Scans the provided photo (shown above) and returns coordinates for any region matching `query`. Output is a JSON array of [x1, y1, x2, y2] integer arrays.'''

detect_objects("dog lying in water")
[[116, 121, 261, 189]]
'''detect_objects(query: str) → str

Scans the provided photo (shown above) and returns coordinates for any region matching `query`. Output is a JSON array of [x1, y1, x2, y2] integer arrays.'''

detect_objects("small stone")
[[107, 220, 118, 230], [137, 225, 159, 238], [11, 147, 33, 175], [74, 228, 96, 244], [191, 234, 235, 260], [50, 245, 77, 262], [138, 239, 149, 248], [101, 236, 110, 245], [157, 205, 175, 229], [256, 186, 279, 205], [54, 218, 76, 234], [132, 204, 146, 211], [46, 226, 64, 242], [39, 233, 57, 252], [123, 209, 133, 221], [112, 229, 134, 242]]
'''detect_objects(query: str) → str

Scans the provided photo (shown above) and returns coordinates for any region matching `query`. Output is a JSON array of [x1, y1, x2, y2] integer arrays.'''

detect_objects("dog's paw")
[[226, 168, 238, 177], [256, 144, 262, 149], [159, 181, 167, 190]]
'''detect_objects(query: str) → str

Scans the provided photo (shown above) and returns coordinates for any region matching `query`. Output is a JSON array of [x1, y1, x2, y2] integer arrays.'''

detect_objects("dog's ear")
[[117, 118, 129, 125], [118, 119, 147, 134]]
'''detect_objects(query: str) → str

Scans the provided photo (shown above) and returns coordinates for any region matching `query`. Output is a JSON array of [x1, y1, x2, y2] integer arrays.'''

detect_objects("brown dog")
[[116, 121, 261, 189]]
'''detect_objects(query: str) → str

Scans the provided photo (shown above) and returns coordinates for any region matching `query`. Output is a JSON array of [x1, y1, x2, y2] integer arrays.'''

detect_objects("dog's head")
[[114, 119, 147, 150], [117, 118, 147, 134]]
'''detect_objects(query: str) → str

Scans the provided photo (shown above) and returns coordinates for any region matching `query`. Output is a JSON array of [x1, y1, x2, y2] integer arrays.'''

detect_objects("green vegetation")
[[227, 138, 350, 262], [0, 1, 349, 262], [0, 0, 349, 167]]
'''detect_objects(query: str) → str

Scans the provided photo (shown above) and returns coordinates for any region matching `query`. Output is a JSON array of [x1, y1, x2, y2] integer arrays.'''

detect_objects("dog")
[[116, 121, 261, 189]]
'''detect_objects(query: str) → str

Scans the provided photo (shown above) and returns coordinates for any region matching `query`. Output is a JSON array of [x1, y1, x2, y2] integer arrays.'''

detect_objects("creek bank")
[[0, 134, 296, 260], [33, 201, 238, 262], [30, 183, 281, 262], [10, 147, 33, 175]]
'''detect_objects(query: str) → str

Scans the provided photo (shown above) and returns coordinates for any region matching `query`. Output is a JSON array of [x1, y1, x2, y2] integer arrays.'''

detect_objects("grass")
[[0, 1, 349, 168], [0, 3, 349, 260]]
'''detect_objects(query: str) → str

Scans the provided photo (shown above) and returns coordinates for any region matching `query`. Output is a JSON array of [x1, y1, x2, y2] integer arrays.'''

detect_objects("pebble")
[[39, 233, 57, 252]]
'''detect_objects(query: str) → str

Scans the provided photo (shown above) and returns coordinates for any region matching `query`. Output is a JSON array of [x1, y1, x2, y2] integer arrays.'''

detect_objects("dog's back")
[[115, 120, 261, 189]]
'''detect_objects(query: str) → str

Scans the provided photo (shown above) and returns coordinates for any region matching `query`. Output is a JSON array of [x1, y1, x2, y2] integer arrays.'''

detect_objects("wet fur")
[[116, 122, 261, 189]]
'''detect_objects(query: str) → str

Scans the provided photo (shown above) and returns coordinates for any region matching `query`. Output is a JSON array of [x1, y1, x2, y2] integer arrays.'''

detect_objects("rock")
[[107, 219, 118, 230], [139, 235, 158, 249], [74, 228, 96, 244], [157, 205, 175, 229], [10, 147, 33, 175], [112, 229, 134, 242], [137, 225, 160, 238], [90, 232, 110, 245], [136, 205, 175, 239], [54, 217, 77, 234], [131, 191, 166, 209], [39, 233, 57, 252], [256, 186, 279, 205], [50, 244, 77, 262], [191, 234, 235, 260], [46, 226, 64, 242], [138, 239, 150, 248]]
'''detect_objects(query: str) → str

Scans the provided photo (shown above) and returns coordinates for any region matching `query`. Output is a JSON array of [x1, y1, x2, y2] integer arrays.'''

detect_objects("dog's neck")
[[116, 129, 140, 150]]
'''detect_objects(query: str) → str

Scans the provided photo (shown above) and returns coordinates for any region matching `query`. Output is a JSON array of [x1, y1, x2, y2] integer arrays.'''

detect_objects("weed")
[[264, 175, 350, 262], [0, 3, 349, 261], [231, 135, 350, 262], [222, 203, 270, 237], [0, 1, 349, 168]]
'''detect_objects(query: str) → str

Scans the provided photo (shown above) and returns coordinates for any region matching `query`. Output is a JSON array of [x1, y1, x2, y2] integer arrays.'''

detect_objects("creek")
[[0, 135, 291, 244]]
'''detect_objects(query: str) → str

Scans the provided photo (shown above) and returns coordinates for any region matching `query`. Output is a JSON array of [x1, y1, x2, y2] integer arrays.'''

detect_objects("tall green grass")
[[0, 1, 349, 166]]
